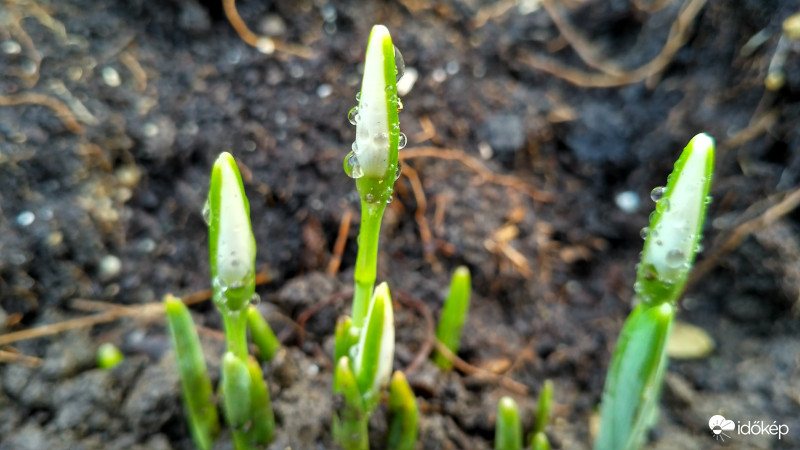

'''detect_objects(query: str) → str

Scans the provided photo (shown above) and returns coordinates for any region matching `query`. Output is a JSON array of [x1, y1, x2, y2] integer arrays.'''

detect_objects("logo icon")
[[709, 415, 735, 442]]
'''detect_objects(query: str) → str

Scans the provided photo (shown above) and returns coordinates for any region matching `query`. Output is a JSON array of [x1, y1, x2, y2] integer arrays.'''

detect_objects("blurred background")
[[1, 0, 799, 448]]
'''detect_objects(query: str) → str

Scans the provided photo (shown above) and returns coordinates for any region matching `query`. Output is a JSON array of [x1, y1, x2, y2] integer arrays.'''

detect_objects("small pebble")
[[16, 211, 35, 227], [1, 40, 22, 55], [102, 67, 121, 87], [666, 321, 714, 359], [99, 255, 122, 281], [615, 191, 640, 213]]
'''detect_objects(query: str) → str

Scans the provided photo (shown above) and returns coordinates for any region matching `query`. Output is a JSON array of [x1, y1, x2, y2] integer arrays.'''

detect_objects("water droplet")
[[352, 141, 358, 152], [250, 293, 261, 306], [393, 45, 405, 81], [374, 132, 389, 147], [386, 195, 393, 204], [640, 227, 649, 239], [202, 200, 211, 225], [650, 186, 665, 202], [656, 240, 663, 246], [343, 151, 364, 178], [656, 198, 670, 213], [396, 97, 404, 112], [365, 193, 375, 203], [696, 243, 704, 253], [16, 211, 35, 227], [348, 107, 359, 125], [355, 92, 361, 102], [704, 196, 713, 205], [395, 162, 402, 180], [666, 249, 685, 268], [398, 132, 407, 149]]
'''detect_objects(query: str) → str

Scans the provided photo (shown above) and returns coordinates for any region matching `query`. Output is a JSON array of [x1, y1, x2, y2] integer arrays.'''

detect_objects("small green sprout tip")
[[208, 151, 256, 313], [495, 396, 523, 450], [221, 351, 253, 430], [387, 371, 419, 450], [333, 356, 368, 450], [96, 342, 124, 370], [246, 305, 280, 362], [433, 266, 471, 370], [636, 133, 714, 306], [533, 379, 554, 437], [353, 282, 395, 409], [164, 294, 219, 450]]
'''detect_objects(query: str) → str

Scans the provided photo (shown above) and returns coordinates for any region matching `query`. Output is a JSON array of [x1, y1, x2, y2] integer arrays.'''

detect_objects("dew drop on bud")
[[398, 132, 407, 149], [355, 92, 361, 102], [386, 195, 393, 204], [344, 151, 364, 179], [202, 200, 211, 225], [393, 45, 405, 81], [250, 293, 261, 306], [705, 195, 713, 205], [366, 193, 375, 203], [397, 97, 404, 112], [395, 162, 402, 180], [348, 106, 359, 125], [640, 227, 649, 240], [352, 141, 358, 152], [666, 248, 685, 268], [650, 186, 665, 202]]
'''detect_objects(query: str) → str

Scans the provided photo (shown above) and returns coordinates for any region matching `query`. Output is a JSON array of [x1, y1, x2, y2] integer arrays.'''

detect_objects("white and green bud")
[[353, 282, 395, 408], [636, 133, 714, 306], [345, 25, 402, 204], [207, 152, 256, 311]]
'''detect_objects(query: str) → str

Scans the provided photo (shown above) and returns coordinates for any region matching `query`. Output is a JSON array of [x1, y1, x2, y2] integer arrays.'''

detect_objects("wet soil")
[[2, 0, 800, 449]]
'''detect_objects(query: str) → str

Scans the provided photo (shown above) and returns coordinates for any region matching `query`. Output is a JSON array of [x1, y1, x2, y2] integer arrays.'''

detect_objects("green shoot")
[[433, 266, 471, 370], [353, 282, 395, 410], [528, 379, 553, 448], [246, 305, 280, 362], [495, 396, 523, 450], [207, 151, 256, 359], [96, 342, 124, 370], [595, 133, 715, 450], [387, 371, 418, 450], [221, 351, 252, 430], [165, 294, 219, 450], [333, 356, 368, 450], [245, 356, 275, 445], [346, 24, 402, 329]]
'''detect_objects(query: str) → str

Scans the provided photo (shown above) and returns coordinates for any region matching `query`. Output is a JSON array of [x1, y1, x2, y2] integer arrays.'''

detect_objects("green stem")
[[352, 200, 386, 327], [222, 308, 249, 360]]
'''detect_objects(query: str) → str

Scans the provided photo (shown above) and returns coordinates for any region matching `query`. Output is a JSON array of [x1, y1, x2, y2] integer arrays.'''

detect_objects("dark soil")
[[2, 0, 800, 449]]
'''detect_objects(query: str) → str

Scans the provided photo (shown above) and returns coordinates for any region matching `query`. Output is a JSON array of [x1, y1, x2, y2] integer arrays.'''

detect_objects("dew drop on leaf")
[[344, 150, 364, 179], [393, 45, 405, 81], [202, 200, 211, 225], [398, 132, 407, 149], [650, 186, 665, 202], [348, 106, 359, 125]]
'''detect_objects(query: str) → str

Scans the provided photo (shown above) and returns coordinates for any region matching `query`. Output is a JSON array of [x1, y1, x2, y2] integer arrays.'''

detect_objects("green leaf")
[[245, 356, 275, 445], [333, 356, 368, 450], [353, 282, 395, 410], [495, 396, 523, 450], [594, 302, 675, 450], [387, 371, 418, 450], [246, 305, 280, 362], [221, 351, 252, 429], [533, 379, 553, 435], [433, 266, 471, 370], [635, 133, 714, 306], [164, 294, 219, 450]]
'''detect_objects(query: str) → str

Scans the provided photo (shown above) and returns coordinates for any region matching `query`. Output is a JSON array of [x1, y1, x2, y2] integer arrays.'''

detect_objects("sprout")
[[208, 151, 256, 313], [433, 266, 471, 370], [495, 396, 523, 450], [353, 282, 395, 407], [636, 133, 714, 306], [387, 371, 418, 450], [96, 342, 124, 370]]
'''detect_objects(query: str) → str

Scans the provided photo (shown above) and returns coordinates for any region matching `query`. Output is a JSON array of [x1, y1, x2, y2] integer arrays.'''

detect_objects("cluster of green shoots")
[[162, 23, 715, 450]]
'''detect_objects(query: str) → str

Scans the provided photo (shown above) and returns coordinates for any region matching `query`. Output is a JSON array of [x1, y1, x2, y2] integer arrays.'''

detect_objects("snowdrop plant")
[[166, 152, 278, 450], [595, 133, 715, 450], [333, 25, 417, 449]]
